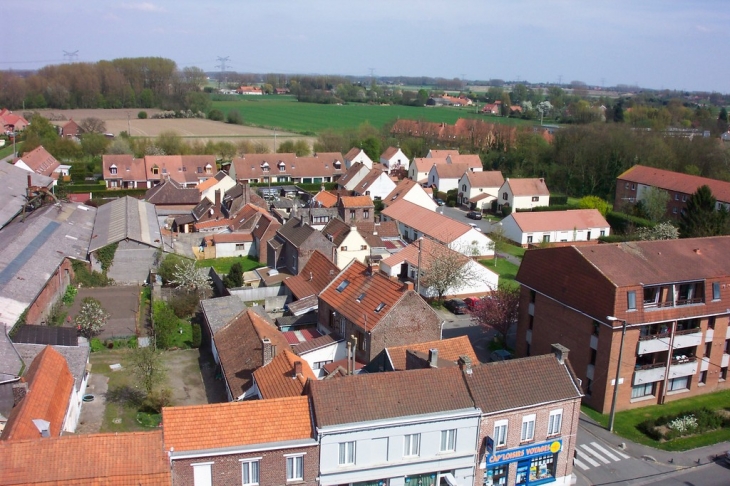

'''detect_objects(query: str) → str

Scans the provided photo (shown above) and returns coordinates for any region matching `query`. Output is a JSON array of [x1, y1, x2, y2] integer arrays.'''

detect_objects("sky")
[[4, 1, 729, 93]]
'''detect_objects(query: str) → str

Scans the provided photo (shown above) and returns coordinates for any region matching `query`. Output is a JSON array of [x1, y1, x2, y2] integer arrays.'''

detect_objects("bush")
[[62, 285, 78, 305], [606, 211, 654, 234], [71, 260, 112, 287], [90, 338, 105, 352], [157, 253, 189, 285], [138, 111, 148, 119], [152, 301, 179, 349], [550, 195, 569, 205], [223, 262, 244, 288], [208, 109, 224, 121], [226, 110, 243, 125], [191, 323, 202, 348], [168, 291, 200, 318]]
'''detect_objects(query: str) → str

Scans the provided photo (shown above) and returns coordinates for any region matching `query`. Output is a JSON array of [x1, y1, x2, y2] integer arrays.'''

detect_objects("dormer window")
[[261, 162, 269, 173], [162, 168, 167, 174], [278, 162, 286, 172], [205, 164, 212, 174], [152, 166, 159, 175], [109, 164, 117, 175], [334, 161, 341, 169]]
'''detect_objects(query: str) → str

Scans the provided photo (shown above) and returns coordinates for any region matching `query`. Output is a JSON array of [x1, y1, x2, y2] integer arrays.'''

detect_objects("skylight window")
[[336, 280, 350, 292], [375, 302, 386, 313], [356, 293, 365, 303]]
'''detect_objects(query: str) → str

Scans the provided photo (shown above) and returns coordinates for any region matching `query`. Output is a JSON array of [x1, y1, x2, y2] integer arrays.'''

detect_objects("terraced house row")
[[2, 349, 582, 486]]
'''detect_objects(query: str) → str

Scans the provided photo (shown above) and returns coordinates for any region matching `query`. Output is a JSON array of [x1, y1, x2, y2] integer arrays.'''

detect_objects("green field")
[[212, 96, 531, 135]]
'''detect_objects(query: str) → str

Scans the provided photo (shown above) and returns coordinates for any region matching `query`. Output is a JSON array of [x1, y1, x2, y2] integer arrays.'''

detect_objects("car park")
[[490, 349, 514, 362], [466, 211, 482, 220], [444, 298, 468, 314]]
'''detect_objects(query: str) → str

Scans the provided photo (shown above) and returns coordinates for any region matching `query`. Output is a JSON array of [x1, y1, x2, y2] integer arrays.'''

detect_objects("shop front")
[[483, 439, 562, 486]]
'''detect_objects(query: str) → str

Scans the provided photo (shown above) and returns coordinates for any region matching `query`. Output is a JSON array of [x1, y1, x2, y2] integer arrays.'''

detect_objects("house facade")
[[500, 209, 610, 247], [229, 153, 345, 185], [337, 195, 374, 224], [383, 179, 438, 211], [409, 157, 447, 184], [515, 237, 730, 414], [352, 168, 397, 200], [458, 171, 504, 207], [380, 147, 409, 174], [344, 147, 373, 169], [498, 178, 550, 213], [268, 217, 335, 275], [322, 218, 371, 269]]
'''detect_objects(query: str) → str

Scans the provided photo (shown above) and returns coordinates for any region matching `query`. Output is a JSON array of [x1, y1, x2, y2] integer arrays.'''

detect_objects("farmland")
[[212, 96, 532, 134]]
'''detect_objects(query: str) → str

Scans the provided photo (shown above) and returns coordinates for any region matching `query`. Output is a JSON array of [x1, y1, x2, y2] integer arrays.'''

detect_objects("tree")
[[577, 196, 611, 216], [488, 224, 507, 267], [360, 136, 381, 163], [419, 240, 480, 301], [470, 284, 520, 343], [678, 185, 728, 238], [640, 187, 671, 222], [635, 222, 679, 241], [79, 117, 106, 134], [170, 259, 213, 294], [80, 133, 110, 157], [74, 297, 110, 339], [223, 262, 244, 288], [226, 110, 243, 125], [499, 92, 512, 116], [129, 344, 167, 394]]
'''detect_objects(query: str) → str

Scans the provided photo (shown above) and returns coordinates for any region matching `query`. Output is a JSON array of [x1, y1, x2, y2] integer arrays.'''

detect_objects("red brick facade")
[[171, 445, 319, 486], [613, 178, 690, 219], [27, 258, 74, 325]]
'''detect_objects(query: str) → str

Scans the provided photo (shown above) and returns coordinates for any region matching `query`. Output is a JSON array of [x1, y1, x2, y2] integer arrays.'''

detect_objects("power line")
[[216, 56, 231, 88], [63, 50, 79, 63]]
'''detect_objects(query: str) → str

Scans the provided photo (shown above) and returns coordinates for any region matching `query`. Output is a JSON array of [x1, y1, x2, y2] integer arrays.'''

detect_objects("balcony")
[[643, 282, 704, 310], [668, 356, 698, 378], [634, 363, 666, 384], [705, 328, 714, 343], [673, 328, 703, 349], [637, 332, 670, 355]]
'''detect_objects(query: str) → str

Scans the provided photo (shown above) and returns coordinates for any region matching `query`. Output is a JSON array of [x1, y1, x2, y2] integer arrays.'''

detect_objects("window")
[[531, 196, 539, 202], [520, 414, 535, 442], [110, 165, 117, 174], [313, 360, 332, 369], [493, 420, 508, 447], [627, 291, 636, 310], [350, 210, 356, 219], [286, 455, 303, 481], [672, 208, 678, 214], [339, 441, 355, 465], [709, 317, 716, 330], [197, 167, 203, 173], [485, 465, 507, 486], [336, 280, 350, 292], [705, 342, 712, 358], [235, 243, 246, 251], [440, 429, 456, 452], [162, 168, 167, 174], [404, 434, 420, 457], [600, 230, 606, 237], [542, 234, 550, 243], [363, 210, 370, 219], [502, 192, 508, 200], [722, 367, 728, 380], [631, 183, 636, 190], [241, 460, 260, 485], [519, 453, 556, 483], [590, 348, 597, 366], [631, 382, 655, 399], [668, 376, 689, 391], [152, 167, 159, 175], [585, 378, 593, 396], [525, 342, 531, 356], [675, 193, 679, 201], [192, 462, 213, 486], [340, 246, 347, 251], [530, 290, 536, 303], [682, 195, 688, 202], [527, 235, 533, 244], [528, 315, 534, 330], [625, 182, 629, 189], [592, 321, 600, 336], [699, 370, 708, 385], [725, 339, 730, 353], [713, 282, 721, 300], [547, 410, 562, 436], [360, 245, 367, 250]]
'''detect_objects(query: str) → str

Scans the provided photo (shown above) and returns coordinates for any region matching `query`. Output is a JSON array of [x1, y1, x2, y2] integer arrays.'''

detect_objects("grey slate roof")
[[13, 342, 90, 392], [145, 178, 199, 205], [277, 218, 315, 248], [0, 203, 96, 328], [200, 296, 248, 335], [0, 162, 54, 229], [0, 331, 23, 379], [89, 196, 161, 252]]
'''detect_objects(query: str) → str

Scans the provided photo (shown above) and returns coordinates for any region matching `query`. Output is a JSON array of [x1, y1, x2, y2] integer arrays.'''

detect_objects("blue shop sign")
[[485, 439, 562, 466]]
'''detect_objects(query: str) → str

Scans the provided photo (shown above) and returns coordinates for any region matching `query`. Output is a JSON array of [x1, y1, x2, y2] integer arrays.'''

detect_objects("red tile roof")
[[1, 346, 74, 440], [345, 147, 365, 161], [618, 164, 730, 202], [385, 335, 479, 370], [509, 209, 609, 233], [380, 146, 400, 160], [253, 349, 317, 399], [16, 146, 60, 177], [1, 431, 170, 485], [340, 195, 374, 208], [356, 220, 401, 238], [102, 154, 147, 182], [465, 170, 504, 188], [429, 150, 460, 158], [381, 199, 471, 242], [211, 232, 254, 244], [283, 250, 339, 299], [313, 190, 339, 208], [505, 177, 550, 196], [319, 260, 408, 332], [231, 152, 345, 181], [381, 237, 465, 269], [433, 162, 471, 179], [162, 396, 313, 452], [447, 154, 482, 169], [412, 157, 447, 174]]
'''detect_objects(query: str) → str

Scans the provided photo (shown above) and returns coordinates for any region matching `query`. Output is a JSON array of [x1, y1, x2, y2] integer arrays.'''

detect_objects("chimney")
[[262, 338, 276, 365], [32, 419, 51, 438], [551, 343, 570, 365], [12, 381, 28, 406], [27, 173, 32, 188], [215, 189, 221, 207], [428, 348, 439, 368], [403, 281, 414, 292], [458, 355, 472, 375], [294, 360, 303, 377]]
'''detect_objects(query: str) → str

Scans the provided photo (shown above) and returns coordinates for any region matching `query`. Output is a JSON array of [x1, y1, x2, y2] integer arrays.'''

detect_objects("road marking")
[[590, 442, 624, 461], [576, 447, 601, 467], [573, 458, 590, 471], [580, 444, 611, 464]]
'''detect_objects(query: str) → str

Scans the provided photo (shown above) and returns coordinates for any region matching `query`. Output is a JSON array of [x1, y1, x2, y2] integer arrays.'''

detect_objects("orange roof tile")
[[313, 190, 339, 208], [253, 349, 317, 399], [1, 346, 73, 440], [412, 157, 447, 173], [429, 150, 460, 158], [433, 162, 470, 179], [386, 335, 479, 370], [196, 176, 219, 191], [103, 154, 146, 182], [381, 238, 466, 269], [509, 209, 609, 233], [381, 199, 471, 242], [1, 431, 170, 485], [447, 154, 482, 169], [466, 170, 504, 188], [340, 195, 374, 208], [380, 146, 400, 160], [284, 250, 339, 299], [16, 146, 60, 177], [618, 164, 730, 203], [162, 396, 313, 451], [505, 177, 550, 196], [212, 232, 253, 244]]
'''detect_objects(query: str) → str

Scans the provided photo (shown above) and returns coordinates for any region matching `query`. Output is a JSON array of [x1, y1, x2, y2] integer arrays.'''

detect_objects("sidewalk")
[[579, 412, 730, 472]]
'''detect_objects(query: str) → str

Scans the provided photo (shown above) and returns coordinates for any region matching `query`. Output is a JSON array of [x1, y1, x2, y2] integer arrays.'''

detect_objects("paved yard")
[[66, 286, 142, 339]]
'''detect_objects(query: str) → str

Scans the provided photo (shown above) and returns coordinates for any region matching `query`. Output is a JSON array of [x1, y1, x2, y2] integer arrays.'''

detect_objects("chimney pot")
[[458, 355, 472, 374], [294, 360, 302, 377], [262, 338, 276, 366], [428, 348, 439, 368], [551, 343, 570, 365]]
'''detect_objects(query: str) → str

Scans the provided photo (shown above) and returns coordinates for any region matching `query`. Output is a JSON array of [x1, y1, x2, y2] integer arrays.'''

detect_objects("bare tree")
[[419, 238, 480, 301], [79, 117, 107, 134], [129, 344, 167, 394], [470, 284, 520, 342]]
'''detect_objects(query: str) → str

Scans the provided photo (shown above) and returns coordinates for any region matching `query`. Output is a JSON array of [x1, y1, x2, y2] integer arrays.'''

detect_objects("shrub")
[[62, 285, 78, 305], [138, 111, 148, 119], [191, 323, 202, 348], [142, 388, 173, 413], [90, 337, 105, 352], [226, 110, 243, 125], [168, 291, 200, 318], [152, 301, 179, 349], [606, 211, 654, 234], [223, 262, 244, 288], [208, 109, 224, 121], [71, 260, 112, 287], [157, 253, 188, 285], [550, 195, 569, 205]]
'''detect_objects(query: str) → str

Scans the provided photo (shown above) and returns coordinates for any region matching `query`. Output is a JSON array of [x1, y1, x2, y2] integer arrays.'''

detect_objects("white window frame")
[[285, 454, 304, 481], [404, 433, 420, 457], [240, 458, 261, 485], [494, 419, 508, 447], [192, 462, 213, 486], [521, 414, 536, 442], [440, 429, 456, 452], [547, 409, 563, 436], [339, 441, 355, 465]]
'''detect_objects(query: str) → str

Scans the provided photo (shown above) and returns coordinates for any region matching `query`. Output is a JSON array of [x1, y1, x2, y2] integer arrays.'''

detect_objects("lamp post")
[[607, 315, 628, 433]]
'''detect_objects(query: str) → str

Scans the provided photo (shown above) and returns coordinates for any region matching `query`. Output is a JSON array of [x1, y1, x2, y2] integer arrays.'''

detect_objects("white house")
[[198, 171, 236, 203], [458, 171, 504, 206], [322, 219, 372, 269], [344, 147, 373, 169], [500, 209, 610, 246], [381, 199, 494, 258], [380, 147, 409, 174], [338, 162, 371, 191], [427, 149, 460, 159], [380, 238, 499, 298], [294, 334, 346, 379], [498, 177, 550, 213], [409, 157, 447, 184], [352, 167, 397, 201], [447, 154, 483, 171], [309, 366, 482, 486], [203, 232, 255, 258], [383, 179, 438, 211], [427, 163, 472, 193]]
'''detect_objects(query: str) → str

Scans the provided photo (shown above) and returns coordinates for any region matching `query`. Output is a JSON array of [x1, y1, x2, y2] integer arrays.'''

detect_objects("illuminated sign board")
[[484, 439, 562, 466]]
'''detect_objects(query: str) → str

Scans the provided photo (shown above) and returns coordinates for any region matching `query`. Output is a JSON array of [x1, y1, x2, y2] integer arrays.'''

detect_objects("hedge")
[[516, 204, 575, 213], [90, 189, 148, 199], [550, 195, 569, 206], [605, 211, 654, 233], [59, 183, 106, 192]]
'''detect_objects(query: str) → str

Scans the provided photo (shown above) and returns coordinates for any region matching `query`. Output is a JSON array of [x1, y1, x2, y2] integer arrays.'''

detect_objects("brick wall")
[[171, 444, 319, 486], [27, 258, 74, 325]]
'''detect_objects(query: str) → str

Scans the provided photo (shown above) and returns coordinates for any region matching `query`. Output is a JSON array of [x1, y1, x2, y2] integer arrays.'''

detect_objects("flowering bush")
[[667, 414, 698, 434], [74, 297, 110, 339]]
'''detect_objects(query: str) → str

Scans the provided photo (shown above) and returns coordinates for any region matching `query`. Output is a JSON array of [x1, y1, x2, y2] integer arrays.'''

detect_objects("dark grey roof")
[[278, 218, 315, 248], [89, 196, 161, 252], [12, 325, 79, 346], [0, 163, 54, 229], [145, 179, 199, 205], [200, 296, 247, 335], [192, 198, 214, 220], [271, 199, 295, 209], [14, 342, 90, 391], [275, 311, 318, 329], [0, 331, 23, 379], [0, 203, 96, 328]]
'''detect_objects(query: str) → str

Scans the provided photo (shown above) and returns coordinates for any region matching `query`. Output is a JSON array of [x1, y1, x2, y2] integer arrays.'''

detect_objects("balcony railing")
[[639, 332, 671, 342], [675, 327, 701, 336], [644, 297, 704, 309]]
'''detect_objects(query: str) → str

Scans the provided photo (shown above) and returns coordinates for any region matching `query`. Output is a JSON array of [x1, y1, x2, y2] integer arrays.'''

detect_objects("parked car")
[[490, 349, 514, 362], [435, 198, 446, 206], [468, 223, 483, 232], [463, 296, 480, 310], [444, 298, 468, 314], [466, 211, 482, 220]]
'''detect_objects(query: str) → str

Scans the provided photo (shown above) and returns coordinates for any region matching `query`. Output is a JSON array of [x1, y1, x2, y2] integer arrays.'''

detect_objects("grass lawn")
[[212, 98, 533, 135], [196, 256, 263, 274], [581, 390, 730, 451], [500, 242, 526, 259], [0, 141, 22, 159], [169, 320, 193, 349], [479, 258, 520, 288]]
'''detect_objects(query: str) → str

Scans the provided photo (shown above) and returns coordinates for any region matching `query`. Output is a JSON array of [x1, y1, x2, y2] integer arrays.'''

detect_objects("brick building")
[[515, 237, 730, 414], [268, 217, 335, 275]]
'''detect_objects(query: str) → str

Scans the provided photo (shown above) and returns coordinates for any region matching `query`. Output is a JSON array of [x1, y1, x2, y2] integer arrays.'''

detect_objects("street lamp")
[[606, 315, 628, 433]]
